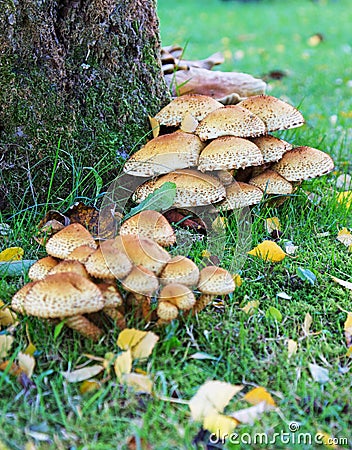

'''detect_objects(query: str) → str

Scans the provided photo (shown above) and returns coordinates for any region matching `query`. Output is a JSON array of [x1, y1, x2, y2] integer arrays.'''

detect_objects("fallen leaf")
[[243, 387, 277, 407], [0, 361, 22, 376], [296, 267, 316, 285], [17, 352, 35, 378], [231, 401, 272, 425], [189, 352, 218, 361], [309, 363, 329, 383], [62, 364, 104, 383], [315, 431, 337, 449], [117, 328, 159, 359], [212, 216, 227, 233], [0, 335, 14, 359], [0, 247, 24, 262], [330, 275, 352, 290], [203, 413, 238, 438], [337, 191, 352, 209], [335, 173, 352, 190], [337, 228, 352, 250], [0, 300, 17, 327], [276, 292, 292, 300], [284, 241, 298, 255], [114, 350, 132, 380], [148, 116, 160, 138], [265, 217, 281, 234], [240, 300, 259, 315], [344, 312, 352, 348], [266, 306, 282, 322], [122, 373, 153, 393], [302, 313, 313, 336], [189, 381, 243, 421], [287, 339, 298, 358], [248, 240, 286, 263], [233, 274, 243, 287], [80, 380, 101, 394]]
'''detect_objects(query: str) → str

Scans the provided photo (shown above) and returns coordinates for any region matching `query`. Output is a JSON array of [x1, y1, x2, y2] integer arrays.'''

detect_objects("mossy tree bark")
[[0, 0, 170, 211]]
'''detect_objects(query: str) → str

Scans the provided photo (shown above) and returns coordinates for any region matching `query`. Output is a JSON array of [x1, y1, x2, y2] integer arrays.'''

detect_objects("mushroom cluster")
[[124, 94, 335, 211], [11, 217, 236, 340]]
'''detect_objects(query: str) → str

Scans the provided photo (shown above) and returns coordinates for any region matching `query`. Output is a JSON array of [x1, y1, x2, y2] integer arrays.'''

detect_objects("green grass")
[[1, 0, 352, 448]]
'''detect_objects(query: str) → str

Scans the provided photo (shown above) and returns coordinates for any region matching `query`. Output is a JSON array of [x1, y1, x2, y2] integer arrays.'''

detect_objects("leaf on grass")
[[24, 343, 36, 356], [126, 435, 153, 450], [243, 387, 277, 407], [277, 292, 292, 300], [344, 312, 352, 348], [148, 116, 160, 138], [0, 361, 22, 376], [248, 240, 286, 263], [266, 306, 282, 322], [233, 274, 243, 287], [180, 112, 198, 133], [0, 300, 17, 327], [189, 352, 218, 361], [287, 339, 298, 358], [203, 413, 238, 438], [265, 217, 281, 234], [62, 364, 104, 383], [80, 380, 101, 394], [296, 267, 316, 285], [0, 247, 24, 262], [309, 363, 330, 383], [337, 228, 352, 251], [0, 335, 14, 359], [122, 182, 177, 222], [240, 300, 259, 315], [336, 191, 352, 209], [122, 373, 153, 393], [117, 328, 159, 359], [315, 431, 337, 449], [17, 352, 35, 378], [330, 275, 352, 290], [284, 241, 298, 255], [114, 350, 132, 380], [302, 313, 313, 336], [189, 381, 243, 421], [231, 401, 271, 425]]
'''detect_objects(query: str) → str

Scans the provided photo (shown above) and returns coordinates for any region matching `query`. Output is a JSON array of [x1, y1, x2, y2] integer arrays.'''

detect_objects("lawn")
[[1, 0, 352, 449]]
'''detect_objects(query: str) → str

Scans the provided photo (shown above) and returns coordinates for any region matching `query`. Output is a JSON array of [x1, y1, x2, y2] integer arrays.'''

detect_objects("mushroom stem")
[[192, 294, 215, 314], [103, 307, 126, 329], [134, 294, 152, 321], [65, 315, 104, 341]]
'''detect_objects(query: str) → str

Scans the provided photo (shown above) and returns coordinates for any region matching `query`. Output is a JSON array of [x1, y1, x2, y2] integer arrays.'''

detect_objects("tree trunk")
[[0, 0, 170, 211]]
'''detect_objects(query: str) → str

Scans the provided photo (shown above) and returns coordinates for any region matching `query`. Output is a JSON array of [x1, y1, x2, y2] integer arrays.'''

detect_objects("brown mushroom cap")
[[46, 223, 97, 259], [156, 300, 179, 321], [217, 181, 263, 210], [85, 240, 133, 280], [271, 146, 335, 181], [198, 136, 264, 172], [19, 273, 104, 318], [238, 95, 305, 131], [195, 105, 266, 141], [11, 281, 37, 313], [198, 266, 235, 295], [249, 169, 293, 195], [160, 255, 200, 286], [119, 210, 176, 247], [48, 260, 90, 278], [133, 169, 226, 207], [28, 256, 58, 281], [123, 131, 205, 177], [121, 265, 159, 296], [67, 245, 96, 263], [250, 135, 293, 163], [154, 94, 224, 126], [159, 283, 196, 310]]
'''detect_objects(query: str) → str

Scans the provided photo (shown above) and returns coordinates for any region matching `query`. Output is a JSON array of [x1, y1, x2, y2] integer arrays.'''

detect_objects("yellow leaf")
[[240, 300, 259, 315], [148, 116, 160, 138], [337, 191, 352, 209], [0, 247, 24, 262], [248, 240, 286, 262], [180, 112, 198, 133], [287, 339, 298, 358], [0, 300, 17, 327], [62, 364, 104, 382], [122, 373, 153, 393], [231, 401, 271, 425], [80, 379, 101, 394], [189, 381, 243, 421], [17, 352, 35, 378], [24, 343, 36, 356], [344, 312, 352, 348], [315, 431, 337, 448], [302, 312, 313, 336], [243, 387, 277, 407], [337, 228, 352, 248], [203, 413, 238, 438], [201, 249, 211, 258], [330, 275, 352, 290], [265, 217, 281, 234], [346, 346, 352, 357], [0, 335, 14, 359], [114, 350, 132, 381], [117, 328, 159, 359], [233, 274, 243, 287]]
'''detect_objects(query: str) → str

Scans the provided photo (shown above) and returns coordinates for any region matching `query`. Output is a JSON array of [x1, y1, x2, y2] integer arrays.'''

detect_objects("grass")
[[1, 0, 352, 448]]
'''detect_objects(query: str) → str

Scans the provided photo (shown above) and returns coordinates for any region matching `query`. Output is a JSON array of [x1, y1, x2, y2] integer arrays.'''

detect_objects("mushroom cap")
[[198, 266, 235, 295], [249, 169, 293, 195], [96, 282, 123, 307], [121, 265, 159, 296], [197, 136, 264, 172], [114, 235, 171, 275], [217, 181, 264, 210], [28, 256, 58, 281], [271, 146, 335, 181], [46, 223, 97, 259], [11, 281, 37, 313], [160, 255, 200, 286], [85, 240, 133, 280], [19, 273, 105, 318], [159, 283, 196, 310], [48, 260, 90, 278], [195, 105, 266, 141], [154, 94, 224, 126], [67, 245, 96, 263], [250, 135, 293, 163], [133, 169, 226, 207], [156, 300, 179, 321], [119, 210, 176, 247], [123, 131, 205, 177], [238, 95, 305, 132]]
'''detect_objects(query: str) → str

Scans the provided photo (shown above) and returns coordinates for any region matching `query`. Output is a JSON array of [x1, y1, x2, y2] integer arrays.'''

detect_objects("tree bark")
[[0, 0, 170, 211]]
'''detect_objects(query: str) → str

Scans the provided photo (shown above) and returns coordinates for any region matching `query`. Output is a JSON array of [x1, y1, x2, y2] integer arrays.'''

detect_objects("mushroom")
[[249, 170, 293, 195], [11, 273, 105, 341], [46, 223, 97, 259], [48, 260, 90, 278], [197, 136, 264, 172], [250, 135, 293, 163], [238, 95, 305, 131], [119, 210, 176, 247], [271, 146, 335, 181], [28, 256, 58, 281], [67, 244, 96, 263], [193, 266, 235, 313], [157, 283, 196, 324], [217, 181, 264, 210], [123, 131, 205, 177], [160, 255, 200, 286]]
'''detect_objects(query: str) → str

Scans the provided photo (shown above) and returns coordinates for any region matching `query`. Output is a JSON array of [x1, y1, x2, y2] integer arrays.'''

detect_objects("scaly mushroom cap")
[[249, 170, 293, 195], [11, 281, 37, 313], [114, 235, 171, 275], [121, 265, 159, 296], [123, 131, 205, 177], [195, 105, 266, 141], [18, 273, 104, 318], [46, 223, 97, 259], [156, 301, 179, 321], [119, 210, 176, 247], [154, 94, 224, 126], [133, 169, 226, 207], [217, 182, 263, 210], [67, 245, 96, 263], [85, 240, 133, 280], [198, 136, 264, 172], [238, 95, 305, 132], [198, 266, 235, 295], [96, 282, 123, 308], [160, 255, 200, 286], [271, 146, 335, 181], [28, 256, 58, 281], [48, 260, 89, 278], [159, 283, 196, 310], [250, 135, 293, 163]]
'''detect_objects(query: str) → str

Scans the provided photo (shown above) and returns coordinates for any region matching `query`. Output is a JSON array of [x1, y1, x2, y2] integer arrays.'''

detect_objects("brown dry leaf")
[[0, 334, 14, 359], [0, 361, 22, 376], [337, 228, 352, 251], [265, 217, 281, 234], [309, 363, 330, 383], [80, 379, 101, 394], [231, 401, 272, 425], [62, 364, 104, 383], [0, 247, 24, 262], [344, 312, 352, 348], [17, 352, 35, 378], [287, 339, 298, 358], [243, 387, 277, 407], [240, 300, 259, 315], [117, 328, 159, 359], [248, 240, 286, 263], [66, 202, 99, 236], [114, 350, 132, 381], [203, 413, 238, 438], [0, 300, 17, 327], [149, 116, 160, 138], [330, 275, 352, 290], [180, 112, 198, 133], [189, 381, 243, 421], [122, 373, 153, 393], [126, 435, 152, 450]]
